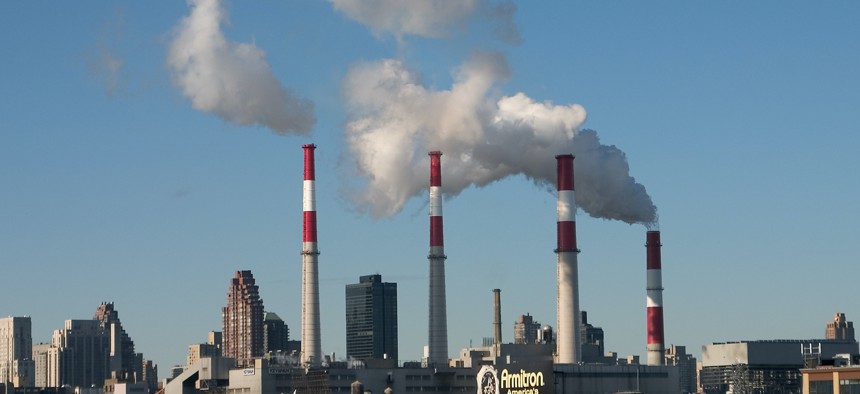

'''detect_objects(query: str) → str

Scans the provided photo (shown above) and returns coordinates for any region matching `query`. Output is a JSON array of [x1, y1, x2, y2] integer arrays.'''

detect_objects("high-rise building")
[[222, 270, 265, 367], [94, 302, 141, 381], [514, 314, 541, 344], [32, 343, 50, 388], [665, 345, 697, 394], [826, 312, 855, 341], [345, 274, 398, 361], [0, 316, 34, 387], [141, 359, 158, 394], [580, 311, 604, 355], [263, 312, 290, 353], [41, 304, 150, 389], [49, 319, 110, 388]]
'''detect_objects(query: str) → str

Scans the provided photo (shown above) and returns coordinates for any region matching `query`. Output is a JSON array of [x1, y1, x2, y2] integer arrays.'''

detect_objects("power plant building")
[[700, 339, 859, 394], [345, 274, 398, 362]]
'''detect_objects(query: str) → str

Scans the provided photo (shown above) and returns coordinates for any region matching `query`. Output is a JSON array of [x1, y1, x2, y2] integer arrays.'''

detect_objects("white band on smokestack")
[[555, 154, 581, 364], [301, 144, 322, 367], [427, 151, 448, 366]]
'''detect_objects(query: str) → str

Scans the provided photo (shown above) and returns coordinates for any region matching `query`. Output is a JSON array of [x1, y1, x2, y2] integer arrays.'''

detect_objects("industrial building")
[[700, 339, 860, 393], [155, 146, 690, 394], [345, 274, 398, 362]]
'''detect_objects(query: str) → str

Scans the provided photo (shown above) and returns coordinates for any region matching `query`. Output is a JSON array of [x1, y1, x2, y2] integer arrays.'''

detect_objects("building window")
[[810, 380, 833, 394], [841, 379, 860, 394]]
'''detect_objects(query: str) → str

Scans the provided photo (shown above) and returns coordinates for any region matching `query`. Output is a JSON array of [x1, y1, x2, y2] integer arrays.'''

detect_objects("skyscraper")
[[826, 312, 855, 341], [0, 316, 34, 387], [263, 312, 290, 353], [222, 270, 265, 367], [94, 302, 141, 381], [345, 274, 398, 361]]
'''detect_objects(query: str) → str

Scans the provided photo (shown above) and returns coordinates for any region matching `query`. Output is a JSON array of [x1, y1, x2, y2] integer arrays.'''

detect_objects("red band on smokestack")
[[303, 211, 317, 243], [303, 144, 316, 181], [556, 154, 574, 191], [429, 151, 443, 247], [647, 307, 665, 345], [557, 222, 577, 251], [646, 231, 661, 269], [430, 216, 444, 247], [556, 154, 576, 251], [429, 151, 442, 187]]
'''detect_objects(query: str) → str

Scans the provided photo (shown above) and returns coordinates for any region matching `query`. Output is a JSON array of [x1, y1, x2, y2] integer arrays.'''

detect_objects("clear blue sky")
[[2, 1, 859, 370]]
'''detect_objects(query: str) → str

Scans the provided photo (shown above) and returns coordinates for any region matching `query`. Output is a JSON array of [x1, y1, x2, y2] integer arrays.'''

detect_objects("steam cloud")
[[330, 0, 520, 44], [167, 0, 315, 134], [342, 53, 657, 225]]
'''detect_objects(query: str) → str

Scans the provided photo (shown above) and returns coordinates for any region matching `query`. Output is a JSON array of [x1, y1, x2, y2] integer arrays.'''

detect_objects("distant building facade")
[[0, 316, 34, 387], [222, 270, 265, 368], [34, 303, 155, 391], [49, 319, 110, 388], [826, 313, 855, 342], [665, 344, 697, 394], [32, 343, 50, 388], [94, 302, 143, 382], [514, 314, 541, 344], [263, 312, 290, 353], [345, 274, 398, 361]]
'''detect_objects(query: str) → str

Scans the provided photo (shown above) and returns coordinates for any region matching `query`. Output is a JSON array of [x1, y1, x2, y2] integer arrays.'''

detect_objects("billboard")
[[477, 364, 554, 394]]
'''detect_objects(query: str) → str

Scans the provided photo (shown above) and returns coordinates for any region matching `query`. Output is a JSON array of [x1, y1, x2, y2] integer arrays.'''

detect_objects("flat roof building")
[[345, 274, 397, 362], [700, 340, 859, 394]]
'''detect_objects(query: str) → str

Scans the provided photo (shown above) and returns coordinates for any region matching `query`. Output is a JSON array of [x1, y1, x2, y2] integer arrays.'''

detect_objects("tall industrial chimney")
[[493, 289, 502, 347], [555, 154, 581, 364], [301, 144, 322, 367], [646, 230, 665, 366], [427, 151, 448, 366]]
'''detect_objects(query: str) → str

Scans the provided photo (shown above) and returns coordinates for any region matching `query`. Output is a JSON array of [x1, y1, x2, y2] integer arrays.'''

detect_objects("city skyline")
[[2, 1, 859, 371]]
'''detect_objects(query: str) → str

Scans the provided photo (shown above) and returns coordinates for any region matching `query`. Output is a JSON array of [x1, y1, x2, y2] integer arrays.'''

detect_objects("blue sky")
[[2, 1, 859, 370]]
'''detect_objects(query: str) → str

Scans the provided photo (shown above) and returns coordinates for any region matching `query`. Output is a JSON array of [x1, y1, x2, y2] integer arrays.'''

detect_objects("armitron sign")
[[477, 365, 553, 394]]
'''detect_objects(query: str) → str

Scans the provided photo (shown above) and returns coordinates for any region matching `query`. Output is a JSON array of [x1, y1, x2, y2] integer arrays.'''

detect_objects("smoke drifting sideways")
[[329, 0, 520, 44], [167, 0, 315, 134], [342, 53, 657, 226]]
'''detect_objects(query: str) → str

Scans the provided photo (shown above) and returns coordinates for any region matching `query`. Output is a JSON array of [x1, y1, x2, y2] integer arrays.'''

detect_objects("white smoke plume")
[[330, 0, 520, 44], [167, 0, 315, 134], [342, 53, 657, 225], [86, 10, 126, 97]]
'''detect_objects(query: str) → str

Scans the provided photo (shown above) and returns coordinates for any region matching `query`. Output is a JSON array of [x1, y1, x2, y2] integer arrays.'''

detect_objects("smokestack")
[[493, 289, 502, 347], [427, 151, 448, 366], [555, 154, 581, 364], [301, 144, 322, 367], [646, 230, 665, 366]]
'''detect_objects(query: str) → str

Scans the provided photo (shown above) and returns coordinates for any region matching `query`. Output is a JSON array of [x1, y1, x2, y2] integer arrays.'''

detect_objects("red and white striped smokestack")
[[555, 154, 581, 364], [301, 144, 322, 367], [427, 151, 448, 366], [646, 230, 665, 366]]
